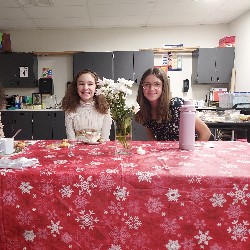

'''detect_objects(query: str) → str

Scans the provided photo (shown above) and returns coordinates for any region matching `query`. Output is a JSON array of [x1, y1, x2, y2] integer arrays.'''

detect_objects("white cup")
[[0, 138, 15, 155]]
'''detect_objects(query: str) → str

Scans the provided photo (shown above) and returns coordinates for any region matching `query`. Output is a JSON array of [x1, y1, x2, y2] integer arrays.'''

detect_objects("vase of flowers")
[[96, 78, 139, 154]]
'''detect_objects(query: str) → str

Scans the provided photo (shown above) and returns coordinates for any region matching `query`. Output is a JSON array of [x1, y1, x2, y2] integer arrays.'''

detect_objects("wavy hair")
[[135, 67, 172, 124], [61, 69, 109, 114]]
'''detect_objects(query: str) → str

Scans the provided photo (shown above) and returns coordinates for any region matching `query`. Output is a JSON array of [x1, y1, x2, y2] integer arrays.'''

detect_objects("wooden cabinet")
[[0, 52, 38, 88], [192, 47, 235, 84], [73, 52, 113, 79], [33, 111, 66, 140], [1, 110, 66, 140], [1, 111, 32, 139]]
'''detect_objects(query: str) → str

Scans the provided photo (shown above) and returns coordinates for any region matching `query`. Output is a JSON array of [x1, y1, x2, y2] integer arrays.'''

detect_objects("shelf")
[[33, 51, 83, 56], [140, 47, 199, 54]]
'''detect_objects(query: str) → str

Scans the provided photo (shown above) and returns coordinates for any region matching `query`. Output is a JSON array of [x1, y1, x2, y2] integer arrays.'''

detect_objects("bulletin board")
[[162, 44, 183, 71]]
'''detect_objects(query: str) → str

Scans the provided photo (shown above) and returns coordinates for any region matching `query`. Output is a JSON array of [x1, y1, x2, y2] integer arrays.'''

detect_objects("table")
[[0, 140, 250, 249], [205, 121, 250, 142]]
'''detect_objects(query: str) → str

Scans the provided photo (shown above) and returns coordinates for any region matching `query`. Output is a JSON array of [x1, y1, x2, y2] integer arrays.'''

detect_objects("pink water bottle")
[[179, 100, 196, 150]]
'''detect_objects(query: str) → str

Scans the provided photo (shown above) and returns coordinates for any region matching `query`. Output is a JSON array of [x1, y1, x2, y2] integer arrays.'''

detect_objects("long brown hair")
[[61, 69, 109, 114], [135, 67, 171, 123]]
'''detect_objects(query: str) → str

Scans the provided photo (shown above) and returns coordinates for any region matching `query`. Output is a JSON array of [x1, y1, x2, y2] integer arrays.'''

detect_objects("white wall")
[[230, 10, 250, 92], [5, 24, 234, 103]]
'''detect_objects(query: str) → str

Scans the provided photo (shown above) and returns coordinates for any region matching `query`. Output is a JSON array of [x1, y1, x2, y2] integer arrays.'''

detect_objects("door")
[[33, 111, 53, 140], [1, 111, 32, 139], [133, 50, 154, 84], [12, 111, 32, 140], [52, 111, 67, 140], [1, 111, 13, 138], [113, 51, 134, 81], [215, 47, 235, 84], [73, 52, 113, 79], [196, 48, 216, 84], [0, 53, 38, 88]]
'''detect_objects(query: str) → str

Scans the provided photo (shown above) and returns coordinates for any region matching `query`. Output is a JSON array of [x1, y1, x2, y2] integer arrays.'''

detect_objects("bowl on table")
[[76, 130, 101, 143]]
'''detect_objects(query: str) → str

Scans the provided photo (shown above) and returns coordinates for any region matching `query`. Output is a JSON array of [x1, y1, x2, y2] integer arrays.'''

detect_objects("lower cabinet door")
[[33, 111, 53, 140], [52, 111, 66, 140], [1, 111, 32, 140]]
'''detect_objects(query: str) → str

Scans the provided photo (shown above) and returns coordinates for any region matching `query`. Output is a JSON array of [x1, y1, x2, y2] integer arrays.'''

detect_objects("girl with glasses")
[[135, 67, 211, 141]]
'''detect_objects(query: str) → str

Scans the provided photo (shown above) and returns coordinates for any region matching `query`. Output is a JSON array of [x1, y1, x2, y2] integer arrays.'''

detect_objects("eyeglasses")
[[142, 82, 162, 90]]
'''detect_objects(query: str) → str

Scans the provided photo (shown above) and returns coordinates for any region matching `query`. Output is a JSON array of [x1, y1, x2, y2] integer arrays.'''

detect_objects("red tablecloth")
[[0, 140, 250, 249]]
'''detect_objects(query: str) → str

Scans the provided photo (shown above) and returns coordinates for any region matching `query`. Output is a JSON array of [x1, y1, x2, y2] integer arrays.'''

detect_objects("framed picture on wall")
[[32, 93, 42, 105]]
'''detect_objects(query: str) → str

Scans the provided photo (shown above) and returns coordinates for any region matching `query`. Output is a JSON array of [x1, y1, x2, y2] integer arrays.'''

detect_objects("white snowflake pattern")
[[181, 238, 196, 249], [108, 201, 124, 215], [125, 216, 142, 229], [23, 230, 36, 242], [187, 187, 207, 205], [61, 232, 73, 244], [17, 211, 32, 225], [59, 185, 74, 198], [75, 210, 99, 230], [108, 245, 122, 250], [227, 184, 250, 205], [74, 175, 97, 196], [145, 197, 164, 213], [194, 230, 212, 247], [225, 204, 243, 219], [47, 220, 63, 236], [165, 239, 181, 250], [3, 190, 18, 206], [160, 218, 180, 234], [0, 168, 13, 176], [166, 188, 181, 202], [40, 166, 56, 176], [19, 182, 33, 194], [37, 228, 49, 239], [96, 173, 116, 192], [106, 168, 119, 174], [73, 195, 89, 209], [194, 220, 206, 230], [113, 186, 129, 201], [121, 162, 137, 168], [136, 171, 155, 183], [210, 193, 226, 207], [54, 160, 67, 165], [109, 226, 130, 244], [188, 175, 203, 184], [227, 220, 250, 241]]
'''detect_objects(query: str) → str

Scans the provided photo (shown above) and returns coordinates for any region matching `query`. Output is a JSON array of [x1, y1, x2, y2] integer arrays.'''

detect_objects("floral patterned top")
[[144, 97, 184, 141]]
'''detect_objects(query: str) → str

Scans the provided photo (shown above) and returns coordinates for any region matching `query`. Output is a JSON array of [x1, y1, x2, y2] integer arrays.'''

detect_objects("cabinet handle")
[[211, 77, 213, 82]]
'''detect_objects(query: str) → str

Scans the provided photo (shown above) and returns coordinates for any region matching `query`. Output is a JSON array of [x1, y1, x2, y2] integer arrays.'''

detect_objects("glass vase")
[[114, 118, 132, 155]]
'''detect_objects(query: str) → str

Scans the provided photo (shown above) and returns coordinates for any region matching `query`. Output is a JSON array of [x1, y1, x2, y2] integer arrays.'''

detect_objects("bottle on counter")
[[179, 100, 196, 150]]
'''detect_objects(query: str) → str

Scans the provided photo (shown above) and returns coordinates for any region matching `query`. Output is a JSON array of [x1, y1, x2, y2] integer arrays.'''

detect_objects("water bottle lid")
[[180, 100, 196, 112]]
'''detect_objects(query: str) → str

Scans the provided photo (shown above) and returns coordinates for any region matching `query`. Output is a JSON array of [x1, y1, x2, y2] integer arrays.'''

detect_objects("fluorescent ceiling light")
[[16, 0, 54, 7]]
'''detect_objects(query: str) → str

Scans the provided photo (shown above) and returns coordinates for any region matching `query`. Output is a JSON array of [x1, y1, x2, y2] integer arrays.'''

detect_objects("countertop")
[[0, 109, 63, 111]]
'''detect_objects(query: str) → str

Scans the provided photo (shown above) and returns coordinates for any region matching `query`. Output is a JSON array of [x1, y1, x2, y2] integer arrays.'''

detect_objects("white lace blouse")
[[65, 102, 112, 140]]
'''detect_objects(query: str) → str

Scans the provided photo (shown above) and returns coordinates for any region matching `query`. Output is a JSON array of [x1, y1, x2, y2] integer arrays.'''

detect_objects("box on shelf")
[[0, 32, 11, 52], [219, 36, 235, 47]]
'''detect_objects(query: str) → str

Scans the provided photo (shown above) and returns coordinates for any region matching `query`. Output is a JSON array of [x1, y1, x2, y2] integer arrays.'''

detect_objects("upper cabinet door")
[[113, 51, 134, 81], [196, 48, 216, 84], [0, 52, 38, 88], [192, 48, 235, 84], [133, 51, 154, 84], [73, 52, 113, 79], [215, 47, 235, 84]]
